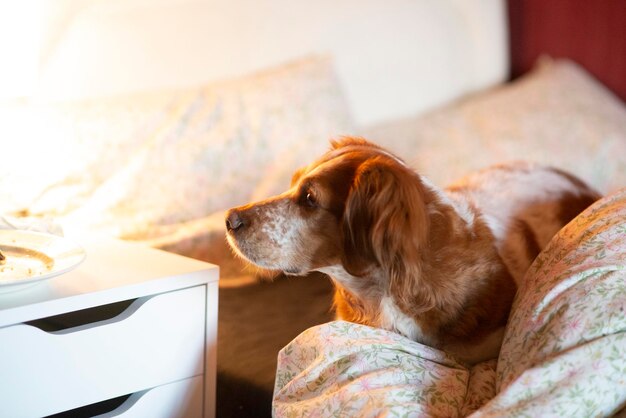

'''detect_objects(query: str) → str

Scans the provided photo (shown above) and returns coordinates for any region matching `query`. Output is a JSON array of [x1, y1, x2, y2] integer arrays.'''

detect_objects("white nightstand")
[[0, 239, 219, 418]]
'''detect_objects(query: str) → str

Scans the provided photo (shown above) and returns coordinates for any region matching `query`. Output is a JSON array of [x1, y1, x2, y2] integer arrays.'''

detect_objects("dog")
[[225, 137, 600, 363]]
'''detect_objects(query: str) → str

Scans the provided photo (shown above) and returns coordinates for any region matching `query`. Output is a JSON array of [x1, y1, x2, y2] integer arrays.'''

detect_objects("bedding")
[[363, 59, 626, 195], [1, 55, 623, 416], [273, 188, 626, 417], [0, 55, 353, 279], [273, 321, 497, 417], [0, 55, 353, 238]]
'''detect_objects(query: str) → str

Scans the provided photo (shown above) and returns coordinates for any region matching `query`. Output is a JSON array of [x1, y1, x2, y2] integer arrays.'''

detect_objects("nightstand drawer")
[[0, 285, 207, 418], [95, 375, 203, 418]]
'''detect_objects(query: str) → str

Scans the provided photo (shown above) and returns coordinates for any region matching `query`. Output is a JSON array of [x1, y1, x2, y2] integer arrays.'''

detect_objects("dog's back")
[[446, 162, 601, 284]]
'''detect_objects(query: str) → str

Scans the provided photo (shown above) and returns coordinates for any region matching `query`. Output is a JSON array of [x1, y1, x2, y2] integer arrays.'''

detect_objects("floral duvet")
[[273, 188, 626, 417]]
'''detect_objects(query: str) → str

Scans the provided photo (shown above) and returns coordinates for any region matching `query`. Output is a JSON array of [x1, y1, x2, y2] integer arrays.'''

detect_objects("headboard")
[[34, 0, 508, 127], [507, 0, 626, 102]]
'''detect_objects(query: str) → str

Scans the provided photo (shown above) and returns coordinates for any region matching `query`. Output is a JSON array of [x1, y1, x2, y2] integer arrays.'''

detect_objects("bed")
[[266, 55, 626, 417], [0, 1, 625, 417]]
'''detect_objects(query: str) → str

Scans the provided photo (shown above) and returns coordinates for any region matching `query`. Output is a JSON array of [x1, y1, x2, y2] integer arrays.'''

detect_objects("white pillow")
[[363, 59, 626, 193], [0, 56, 354, 239]]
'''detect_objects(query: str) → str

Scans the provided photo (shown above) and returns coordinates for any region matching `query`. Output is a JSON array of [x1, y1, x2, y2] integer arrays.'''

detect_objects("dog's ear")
[[341, 158, 429, 286]]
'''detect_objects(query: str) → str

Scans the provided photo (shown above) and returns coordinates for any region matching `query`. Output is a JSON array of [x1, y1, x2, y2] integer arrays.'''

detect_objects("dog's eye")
[[304, 191, 317, 207]]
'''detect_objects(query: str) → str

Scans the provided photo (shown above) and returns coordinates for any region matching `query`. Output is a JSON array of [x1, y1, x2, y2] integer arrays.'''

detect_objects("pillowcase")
[[273, 320, 500, 417], [0, 55, 354, 240], [471, 189, 626, 417], [362, 59, 626, 194], [273, 321, 471, 417]]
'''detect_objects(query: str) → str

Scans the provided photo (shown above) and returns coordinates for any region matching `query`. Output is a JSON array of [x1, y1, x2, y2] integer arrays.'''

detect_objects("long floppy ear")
[[341, 157, 430, 289]]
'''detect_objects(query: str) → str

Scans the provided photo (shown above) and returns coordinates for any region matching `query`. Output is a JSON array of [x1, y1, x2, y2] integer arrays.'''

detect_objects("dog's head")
[[225, 138, 432, 285]]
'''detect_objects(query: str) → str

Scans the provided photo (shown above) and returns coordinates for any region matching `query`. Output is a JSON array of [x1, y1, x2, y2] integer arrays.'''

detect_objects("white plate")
[[0, 230, 85, 293]]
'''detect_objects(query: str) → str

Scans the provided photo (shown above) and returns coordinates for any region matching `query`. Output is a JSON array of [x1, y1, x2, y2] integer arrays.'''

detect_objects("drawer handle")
[[26, 296, 151, 335], [45, 393, 132, 418], [93, 390, 148, 417], [45, 388, 151, 417]]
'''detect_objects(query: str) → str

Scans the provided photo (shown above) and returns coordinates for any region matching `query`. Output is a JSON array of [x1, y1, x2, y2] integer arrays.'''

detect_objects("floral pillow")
[[0, 55, 353, 241], [273, 320, 494, 418], [471, 188, 626, 417], [363, 59, 626, 194]]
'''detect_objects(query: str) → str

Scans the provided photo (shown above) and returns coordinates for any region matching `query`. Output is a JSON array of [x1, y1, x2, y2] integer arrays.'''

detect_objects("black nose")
[[226, 209, 245, 232]]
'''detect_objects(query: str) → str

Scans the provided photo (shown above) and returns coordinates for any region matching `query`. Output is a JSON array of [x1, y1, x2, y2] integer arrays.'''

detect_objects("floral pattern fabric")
[[273, 321, 496, 417], [0, 56, 353, 241], [475, 188, 626, 417], [0, 56, 353, 281], [363, 59, 626, 195], [273, 189, 626, 417]]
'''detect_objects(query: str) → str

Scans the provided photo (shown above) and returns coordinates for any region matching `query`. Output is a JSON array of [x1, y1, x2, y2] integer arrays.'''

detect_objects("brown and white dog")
[[225, 138, 599, 363]]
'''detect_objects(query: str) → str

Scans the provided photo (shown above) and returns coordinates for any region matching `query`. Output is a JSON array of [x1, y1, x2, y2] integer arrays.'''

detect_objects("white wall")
[[34, 0, 508, 127]]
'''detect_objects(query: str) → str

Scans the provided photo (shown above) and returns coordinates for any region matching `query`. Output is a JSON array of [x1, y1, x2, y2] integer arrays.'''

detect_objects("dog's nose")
[[226, 209, 245, 232]]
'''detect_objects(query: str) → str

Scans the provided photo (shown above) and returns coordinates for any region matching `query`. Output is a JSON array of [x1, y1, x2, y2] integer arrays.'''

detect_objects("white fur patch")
[[261, 206, 304, 251], [481, 213, 507, 242], [379, 296, 427, 344], [317, 265, 362, 292], [421, 176, 476, 228], [453, 163, 585, 243]]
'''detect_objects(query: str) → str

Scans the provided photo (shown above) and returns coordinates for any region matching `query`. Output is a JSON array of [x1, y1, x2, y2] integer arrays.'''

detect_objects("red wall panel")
[[507, 0, 626, 102]]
